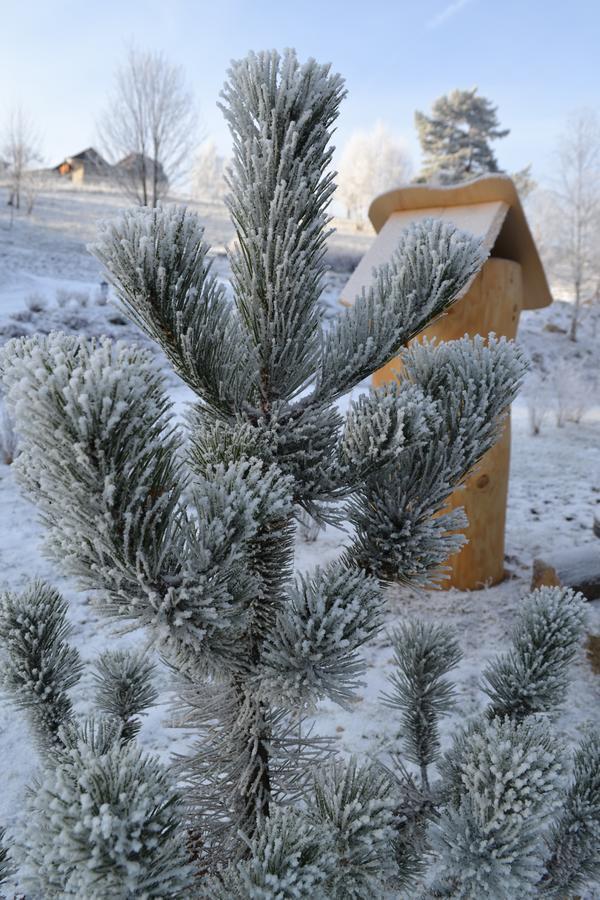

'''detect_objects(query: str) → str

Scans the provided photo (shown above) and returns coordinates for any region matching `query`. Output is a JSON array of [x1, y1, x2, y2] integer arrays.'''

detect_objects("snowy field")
[[0, 185, 599, 896]]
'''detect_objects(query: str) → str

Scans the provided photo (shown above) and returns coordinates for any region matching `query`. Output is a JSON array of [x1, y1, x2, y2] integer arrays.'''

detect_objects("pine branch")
[[93, 649, 158, 743], [539, 731, 600, 896], [15, 717, 193, 898], [220, 49, 345, 404], [175, 678, 334, 867], [261, 399, 347, 522], [201, 806, 334, 898], [402, 333, 528, 463], [192, 454, 296, 656], [387, 767, 434, 893], [309, 757, 396, 899], [346, 335, 527, 583], [338, 382, 432, 485], [382, 621, 462, 789], [261, 563, 384, 708], [189, 399, 346, 525], [432, 716, 563, 899], [0, 580, 82, 752], [316, 219, 485, 403], [91, 204, 259, 414], [482, 586, 586, 719], [0, 335, 258, 668]]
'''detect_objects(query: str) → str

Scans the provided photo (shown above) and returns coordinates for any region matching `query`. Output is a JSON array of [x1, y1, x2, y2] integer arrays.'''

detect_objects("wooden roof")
[[341, 175, 552, 311]]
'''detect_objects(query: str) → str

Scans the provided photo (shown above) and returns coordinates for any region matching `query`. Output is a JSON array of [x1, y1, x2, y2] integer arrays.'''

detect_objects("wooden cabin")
[[341, 175, 552, 590], [114, 153, 167, 189], [55, 148, 111, 184]]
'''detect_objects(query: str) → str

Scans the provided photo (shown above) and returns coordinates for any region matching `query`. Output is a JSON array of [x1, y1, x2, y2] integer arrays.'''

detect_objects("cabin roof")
[[54, 147, 110, 171], [342, 175, 552, 311]]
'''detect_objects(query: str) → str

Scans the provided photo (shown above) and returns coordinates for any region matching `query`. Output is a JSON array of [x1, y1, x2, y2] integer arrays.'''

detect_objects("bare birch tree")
[[337, 122, 412, 224], [2, 107, 42, 214], [191, 140, 227, 203], [554, 110, 600, 341], [99, 48, 198, 207]]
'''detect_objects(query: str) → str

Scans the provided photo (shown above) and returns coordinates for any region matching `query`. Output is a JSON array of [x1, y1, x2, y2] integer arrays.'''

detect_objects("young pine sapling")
[[0, 49, 528, 894]]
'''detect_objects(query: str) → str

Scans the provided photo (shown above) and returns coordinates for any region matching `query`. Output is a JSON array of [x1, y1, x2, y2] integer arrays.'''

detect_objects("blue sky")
[[0, 0, 598, 182]]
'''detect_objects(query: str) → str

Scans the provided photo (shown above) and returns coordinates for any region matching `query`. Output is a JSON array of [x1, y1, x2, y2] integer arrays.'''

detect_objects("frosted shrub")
[[2, 581, 594, 896], [55, 287, 90, 309], [523, 369, 552, 435], [0, 49, 530, 894], [553, 362, 591, 426], [23, 291, 48, 313]]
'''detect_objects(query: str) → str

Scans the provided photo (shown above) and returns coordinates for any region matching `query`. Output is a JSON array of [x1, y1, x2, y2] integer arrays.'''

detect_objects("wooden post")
[[342, 177, 552, 591], [373, 257, 523, 590]]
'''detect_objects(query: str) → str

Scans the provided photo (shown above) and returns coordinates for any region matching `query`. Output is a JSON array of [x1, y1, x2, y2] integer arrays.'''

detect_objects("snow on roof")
[[342, 175, 552, 311]]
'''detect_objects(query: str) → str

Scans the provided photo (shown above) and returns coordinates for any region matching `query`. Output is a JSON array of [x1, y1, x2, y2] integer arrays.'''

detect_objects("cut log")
[[531, 547, 600, 601]]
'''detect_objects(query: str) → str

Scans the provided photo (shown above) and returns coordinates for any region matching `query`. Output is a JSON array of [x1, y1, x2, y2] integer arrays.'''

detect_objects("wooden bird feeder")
[[341, 175, 552, 590]]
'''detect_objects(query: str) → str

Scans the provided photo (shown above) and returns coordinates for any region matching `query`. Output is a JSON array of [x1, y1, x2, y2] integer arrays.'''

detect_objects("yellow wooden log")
[[373, 258, 523, 590]]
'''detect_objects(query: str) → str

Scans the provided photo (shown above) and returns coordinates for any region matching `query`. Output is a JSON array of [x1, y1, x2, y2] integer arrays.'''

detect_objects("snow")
[[0, 184, 599, 896]]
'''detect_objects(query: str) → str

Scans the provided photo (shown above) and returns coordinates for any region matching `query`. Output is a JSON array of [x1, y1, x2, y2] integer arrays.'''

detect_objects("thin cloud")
[[427, 0, 475, 29]]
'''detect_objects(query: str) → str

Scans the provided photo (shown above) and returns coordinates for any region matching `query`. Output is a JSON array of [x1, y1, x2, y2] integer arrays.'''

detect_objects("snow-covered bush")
[[23, 291, 48, 313], [55, 286, 90, 309], [0, 48, 528, 893], [523, 370, 552, 436], [552, 361, 592, 426], [2, 582, 596, 897]]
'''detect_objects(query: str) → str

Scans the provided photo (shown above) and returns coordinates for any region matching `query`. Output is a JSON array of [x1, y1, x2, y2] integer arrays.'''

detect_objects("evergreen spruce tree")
[[415, 87, 509, 184], [0, 49, 529, 894]]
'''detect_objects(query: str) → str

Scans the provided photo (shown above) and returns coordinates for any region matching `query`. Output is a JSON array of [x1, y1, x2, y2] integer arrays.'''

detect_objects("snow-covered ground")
[[0, 185, 599, 896]]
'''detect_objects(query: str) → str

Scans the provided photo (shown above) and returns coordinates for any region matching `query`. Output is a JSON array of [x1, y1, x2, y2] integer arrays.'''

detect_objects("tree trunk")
[[569, 281, 581, 341], [531, 548, 600, 601], [233, 682, 271, 847]]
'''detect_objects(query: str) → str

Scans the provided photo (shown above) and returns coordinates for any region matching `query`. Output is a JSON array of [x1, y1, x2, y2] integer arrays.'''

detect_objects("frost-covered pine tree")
[[0, 49, 527, 895], [415, 87, 509, 184]]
